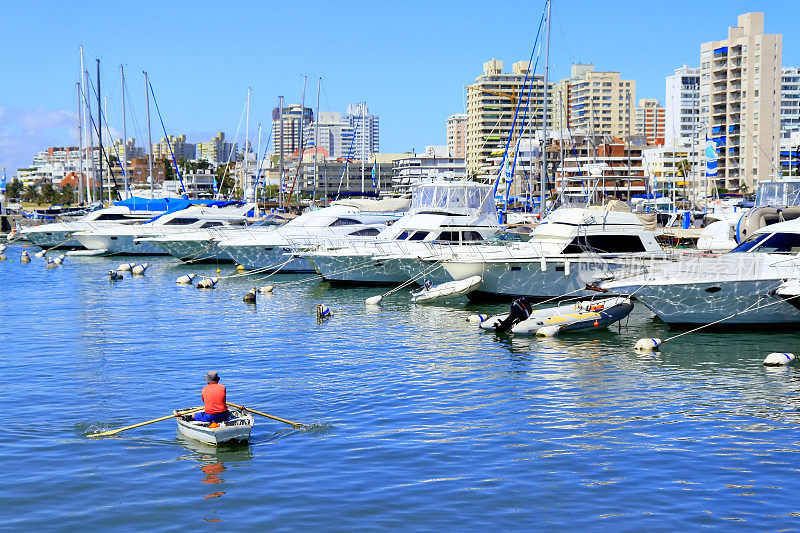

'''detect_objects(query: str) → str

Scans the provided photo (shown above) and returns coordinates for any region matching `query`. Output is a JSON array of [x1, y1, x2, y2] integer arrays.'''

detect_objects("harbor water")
[[4, 246, 800, 530]]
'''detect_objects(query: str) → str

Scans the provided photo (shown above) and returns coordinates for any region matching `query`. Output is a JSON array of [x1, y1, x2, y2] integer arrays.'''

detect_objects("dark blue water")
[[4, 245, 800, 531]]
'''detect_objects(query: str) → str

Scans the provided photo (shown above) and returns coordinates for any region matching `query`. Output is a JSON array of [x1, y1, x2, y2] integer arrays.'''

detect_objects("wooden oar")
[[87, 406, 204, 438], [226, 402, 304, 428]]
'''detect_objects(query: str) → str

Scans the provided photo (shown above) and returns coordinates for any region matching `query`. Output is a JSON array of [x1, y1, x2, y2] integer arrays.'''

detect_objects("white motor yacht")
[[216, 199, 410, 272], [72, 203, 256, 255], [20, 206, 158, 249], [303, 180, 500, 285], [437, 204, 664, 301], [600, 218, 800, 325]]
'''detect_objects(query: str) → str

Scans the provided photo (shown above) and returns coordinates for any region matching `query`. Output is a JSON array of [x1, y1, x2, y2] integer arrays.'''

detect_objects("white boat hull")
[[74, 232, 168, 255], [175, 411, 254, 445], [223, 243, 313, 272]]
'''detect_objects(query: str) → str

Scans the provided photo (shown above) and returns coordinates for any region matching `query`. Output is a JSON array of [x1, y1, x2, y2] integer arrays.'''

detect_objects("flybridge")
[[409, 182, 496, 218]]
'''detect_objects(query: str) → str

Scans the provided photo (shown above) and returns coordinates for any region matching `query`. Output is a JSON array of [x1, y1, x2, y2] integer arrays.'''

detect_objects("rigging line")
[[253, 127, 274, 193], [148, 80, 186, 195], [123, 79, 145, 156], [218, 96, 248, 197], [492, 3, 547, 200], [335, 116, 362, 199], [81, 74, 122, 196]]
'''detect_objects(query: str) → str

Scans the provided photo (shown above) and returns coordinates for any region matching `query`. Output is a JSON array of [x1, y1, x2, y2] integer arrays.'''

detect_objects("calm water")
[[4, 245, 800, 531]]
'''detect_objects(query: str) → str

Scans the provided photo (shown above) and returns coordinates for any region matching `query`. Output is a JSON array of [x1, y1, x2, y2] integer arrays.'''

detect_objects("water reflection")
[[176, 436, 254, 501]]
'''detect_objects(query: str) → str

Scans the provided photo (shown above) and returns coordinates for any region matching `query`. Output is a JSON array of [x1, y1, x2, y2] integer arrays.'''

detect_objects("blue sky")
[[0, 0, 797, 173]]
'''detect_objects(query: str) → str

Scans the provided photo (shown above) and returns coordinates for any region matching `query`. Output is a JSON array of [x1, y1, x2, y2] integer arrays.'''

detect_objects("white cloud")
[[0, 105, 79, 173]]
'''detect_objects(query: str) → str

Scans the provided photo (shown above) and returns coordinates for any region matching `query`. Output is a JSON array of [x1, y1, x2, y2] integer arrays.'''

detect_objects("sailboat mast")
[[314, 76, 320, 204], [361, 103, 365, 195], [121, 64, 128, 199], [255, 122, 262, 204], [245, 87, 251, 198], [144, 71, 154, 198], [278, 95, 284, 209], [76, 81, 84, 205], [80, 47, 92, 203], [298, 75, 307, 205], [104, 95, 111, 203], [97, 59, 103, 205], [540, 0, 551, 218]]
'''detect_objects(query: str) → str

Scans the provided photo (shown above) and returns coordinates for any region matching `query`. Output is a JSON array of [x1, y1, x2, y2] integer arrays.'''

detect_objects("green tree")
[[263, 184, 278, 199], [216, 163, 235, 195], [60, 185, 75, 205], [23, 185, 40, 204], [40, 183, 57, 204], [5, 178, 22, 199], [196, 159, 210, 171], [162, 158, 174, 181]]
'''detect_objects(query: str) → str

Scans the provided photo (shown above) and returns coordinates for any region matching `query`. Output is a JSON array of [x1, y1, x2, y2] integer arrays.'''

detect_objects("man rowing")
[[194, 371, 231, 423]]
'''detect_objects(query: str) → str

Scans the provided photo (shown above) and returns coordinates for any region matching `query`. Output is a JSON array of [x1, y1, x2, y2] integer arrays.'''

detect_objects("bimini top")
[[409, 181, 496, 218], [115, 196, 240, 213]]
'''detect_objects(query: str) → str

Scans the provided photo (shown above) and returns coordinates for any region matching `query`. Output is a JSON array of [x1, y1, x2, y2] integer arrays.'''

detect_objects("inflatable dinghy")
[[479, 296, 633, 336], [411, 275, 482, 303]]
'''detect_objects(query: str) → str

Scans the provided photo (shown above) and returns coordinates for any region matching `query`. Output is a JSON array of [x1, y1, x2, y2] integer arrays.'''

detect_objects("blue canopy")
[[114, 196, 239, 212]]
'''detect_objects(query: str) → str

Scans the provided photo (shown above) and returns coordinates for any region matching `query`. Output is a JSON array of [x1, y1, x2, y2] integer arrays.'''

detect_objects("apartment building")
[[782, 67, 800, 139], [634, 99, 666, 146], [196, 132, 237, 165], [344, 103, 379, 161], [565, 64, 636, 140], [393, 145, 466, 192], [303, 112, 356, 159], [465, 59, 555, 177], [700, 12, 782, 191], [151, 134, 195, 161], [665, 66, 701, 147], [446, 113, 467, 158], [271, 104, 314, 159]]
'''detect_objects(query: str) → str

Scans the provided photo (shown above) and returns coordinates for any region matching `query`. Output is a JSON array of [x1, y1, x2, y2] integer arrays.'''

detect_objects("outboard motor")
[[494, 297, 533, 333]]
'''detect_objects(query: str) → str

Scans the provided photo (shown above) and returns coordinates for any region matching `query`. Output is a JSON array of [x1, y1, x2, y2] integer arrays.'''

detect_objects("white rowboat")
[[174, 408, 254, 445], [411, 275, 483, 303]]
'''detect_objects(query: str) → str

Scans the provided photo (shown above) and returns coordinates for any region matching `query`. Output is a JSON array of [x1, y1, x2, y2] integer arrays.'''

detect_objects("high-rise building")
[[564, 64, 636, 140], [303, 111, 356, 159], [665, 65, 701, 147], [271, 104, 314, 159], [343, 103, 379, 161], [151, 134, 196, 161], [781, 67, 800, 140], [196, 132, 237, 165], [700, 12, 782, 191], [465, 59, 555, 177], [634, 99, 666, 146], [112, 138, 145, 162], [446, 113, 467, 158]]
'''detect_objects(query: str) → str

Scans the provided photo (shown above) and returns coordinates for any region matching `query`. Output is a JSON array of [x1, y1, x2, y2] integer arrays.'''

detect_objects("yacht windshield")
[[755, 181, 800, 207], [730, 232, 800, 253], [410, 183, 495, 217]]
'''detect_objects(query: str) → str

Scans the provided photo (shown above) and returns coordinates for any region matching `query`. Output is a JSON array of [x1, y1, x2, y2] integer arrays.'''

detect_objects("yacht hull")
[[74, 233, 168, 255], [222, 244, 313, 272], [149, 239, 233, 263]]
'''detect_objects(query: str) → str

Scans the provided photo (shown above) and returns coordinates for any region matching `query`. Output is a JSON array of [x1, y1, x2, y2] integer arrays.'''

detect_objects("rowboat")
[[479, 296, 634, 336], [411, 275, 483, 303], [174, 408, 254, 445]]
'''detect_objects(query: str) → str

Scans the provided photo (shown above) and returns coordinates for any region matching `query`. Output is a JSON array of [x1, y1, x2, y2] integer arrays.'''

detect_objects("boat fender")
[[635, 338, 661, 352], [20, 250, 30, 263], [117, 262, 135, 272], [132, 263, 150, 276], [316, 304, 332, 319], [0, 244, 5, 253], [196, 277, 219, 289], [46, 258, 58, 269], [176, 273, 196, 285], [763, 352, 796, 366], [0, 254, 6, 261], [564, 260, 570, 276], [109, 270, 123, 281], [258, 285, 274, 294], [467, 313, 490, 323], [540, 256, 547, 272], [35, 250, 46, 258], [535, 325, 561, 337], [53, 254, 65, 265], [243, 288, 257, 303], [365, 295, 382, 306]]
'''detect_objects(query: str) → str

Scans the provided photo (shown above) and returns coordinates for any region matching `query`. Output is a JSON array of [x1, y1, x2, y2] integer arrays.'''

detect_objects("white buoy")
[[0, 254, 6, 261], [564, 260, 571, 276], [0, 244, 5, 253], [117, 262, 135, 272], [35, 250, 46, 258], [243, 288, 257, 303], [635, 338, 662, 352], [535, 325, 561, 337], [45, 258, 58, 269], [132, 263, 149, 276], [109, 270, 123, 280], [257, 285, 274, 293], [467, 313, 490, 323], [176, 273, 196, 285], [196, 277, 219, 289], [763, 352, 796, 366], [316, 303, 332, 319], [540, 256, 547, 272], [20, 250, 31, 263], [53, 254, 65, 265], [365, 295, 383, 306]]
